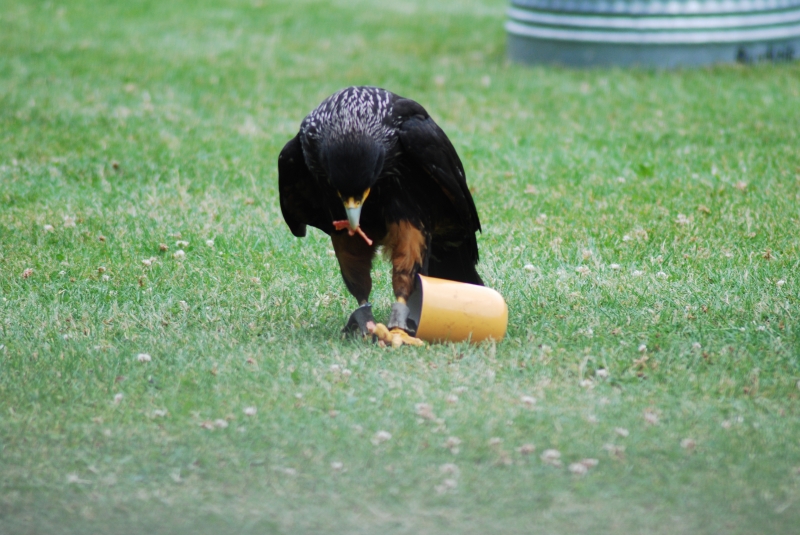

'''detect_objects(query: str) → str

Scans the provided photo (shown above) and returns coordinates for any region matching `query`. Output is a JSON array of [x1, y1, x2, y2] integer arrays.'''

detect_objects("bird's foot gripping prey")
[[370, 323, 425, 348], [278, 86, 483, 347], [369, 301, 424, 348], [342, 302, 424, 348]]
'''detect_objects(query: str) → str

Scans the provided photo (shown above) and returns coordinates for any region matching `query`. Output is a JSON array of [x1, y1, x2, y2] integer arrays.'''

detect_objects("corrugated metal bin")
[[507, 0, 800, 67]]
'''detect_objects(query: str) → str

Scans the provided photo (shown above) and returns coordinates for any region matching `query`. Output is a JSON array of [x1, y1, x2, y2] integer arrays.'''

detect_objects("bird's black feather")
[[394, 98, 481, 263], [278, 134, 336, 237]]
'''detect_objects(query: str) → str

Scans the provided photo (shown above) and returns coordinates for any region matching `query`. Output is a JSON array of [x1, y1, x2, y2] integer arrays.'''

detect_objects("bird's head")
[[322, 134, 385, 230]]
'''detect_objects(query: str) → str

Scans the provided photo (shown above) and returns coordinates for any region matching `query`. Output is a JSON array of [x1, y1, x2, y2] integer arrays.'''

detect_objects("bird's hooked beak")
[[342, 188, 370, 230]]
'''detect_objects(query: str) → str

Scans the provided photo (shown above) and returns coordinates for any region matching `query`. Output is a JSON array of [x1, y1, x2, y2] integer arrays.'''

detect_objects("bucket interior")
[[406, 275, 423, 334]]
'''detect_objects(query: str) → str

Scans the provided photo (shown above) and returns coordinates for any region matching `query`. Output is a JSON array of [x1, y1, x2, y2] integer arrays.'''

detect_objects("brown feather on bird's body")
[[278, 86, 482, 346]]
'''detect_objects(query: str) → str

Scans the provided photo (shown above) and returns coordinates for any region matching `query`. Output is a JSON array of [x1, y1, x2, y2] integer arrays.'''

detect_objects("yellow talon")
[[390, 328, 424, 347], [370, 322, 391, 341], [368, 323, 424, 347]]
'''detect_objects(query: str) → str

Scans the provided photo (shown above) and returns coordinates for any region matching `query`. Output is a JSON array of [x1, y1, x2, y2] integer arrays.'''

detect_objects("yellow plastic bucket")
[[406, 275, 508, 344]]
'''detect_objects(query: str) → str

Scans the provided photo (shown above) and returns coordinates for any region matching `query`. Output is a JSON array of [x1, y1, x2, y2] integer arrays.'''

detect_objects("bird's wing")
[[278, 133, 334, 237], [394, 99, 482, 235]]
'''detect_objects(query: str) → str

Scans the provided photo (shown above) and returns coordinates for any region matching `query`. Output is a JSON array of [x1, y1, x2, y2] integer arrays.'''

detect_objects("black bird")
[[278, 86, 482, 346]]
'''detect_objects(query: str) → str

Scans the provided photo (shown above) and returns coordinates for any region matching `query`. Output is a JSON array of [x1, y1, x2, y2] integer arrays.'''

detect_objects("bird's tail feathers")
[[426, 239, 483, 286]]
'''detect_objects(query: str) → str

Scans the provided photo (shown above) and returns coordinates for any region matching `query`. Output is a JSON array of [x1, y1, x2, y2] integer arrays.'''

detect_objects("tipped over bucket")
[[406, 275, 508, 344]]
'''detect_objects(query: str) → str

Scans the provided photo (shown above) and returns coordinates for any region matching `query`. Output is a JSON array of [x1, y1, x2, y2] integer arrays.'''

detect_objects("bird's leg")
[[331, 231, 376, 337], [387, 299, 414, 334], [370, 220, 426, 347]]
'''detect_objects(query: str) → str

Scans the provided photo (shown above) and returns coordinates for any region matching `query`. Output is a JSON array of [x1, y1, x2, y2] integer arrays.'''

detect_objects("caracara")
[[278, 86, 482, 346]]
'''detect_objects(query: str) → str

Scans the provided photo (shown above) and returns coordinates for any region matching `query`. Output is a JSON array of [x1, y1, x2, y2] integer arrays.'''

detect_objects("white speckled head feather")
[[299, 87, 399, 177]]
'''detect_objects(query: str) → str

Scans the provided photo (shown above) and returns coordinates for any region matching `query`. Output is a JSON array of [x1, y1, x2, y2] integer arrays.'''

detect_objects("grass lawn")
[[2, 0, 800, 533]]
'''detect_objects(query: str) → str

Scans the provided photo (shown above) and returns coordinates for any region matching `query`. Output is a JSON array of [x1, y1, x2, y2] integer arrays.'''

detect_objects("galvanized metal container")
[[507, 0, 800, 67]]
